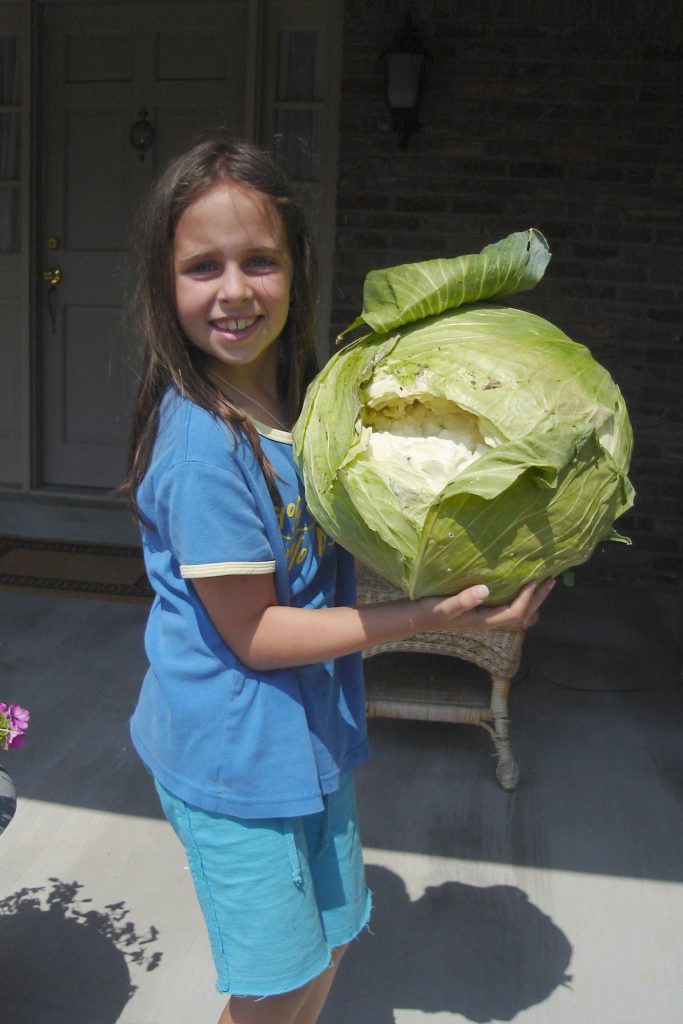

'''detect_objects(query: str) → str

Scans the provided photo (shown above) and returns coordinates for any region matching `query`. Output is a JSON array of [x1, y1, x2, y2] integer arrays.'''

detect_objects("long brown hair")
[[120, 136, 319, 523]]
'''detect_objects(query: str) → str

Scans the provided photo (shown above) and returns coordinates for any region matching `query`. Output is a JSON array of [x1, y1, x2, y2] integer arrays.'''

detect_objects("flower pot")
[[0, 763, 17, 835]]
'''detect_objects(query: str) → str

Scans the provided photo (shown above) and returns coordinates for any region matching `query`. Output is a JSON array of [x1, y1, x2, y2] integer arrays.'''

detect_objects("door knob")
[[42, 266, 62, 288]]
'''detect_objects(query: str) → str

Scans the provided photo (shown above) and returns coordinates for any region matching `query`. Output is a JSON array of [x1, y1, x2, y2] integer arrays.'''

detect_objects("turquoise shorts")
[[154, 773, 372, 998]]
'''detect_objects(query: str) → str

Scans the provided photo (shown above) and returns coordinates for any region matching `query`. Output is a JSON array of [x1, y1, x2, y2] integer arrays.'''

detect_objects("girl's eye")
[[188, 261, 217, 275], [247, 255, 276, 271]]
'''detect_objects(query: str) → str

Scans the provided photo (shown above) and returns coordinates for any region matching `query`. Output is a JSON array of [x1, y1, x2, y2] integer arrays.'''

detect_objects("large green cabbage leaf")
[[293, 230, 634, 604], [336, 227, 551, 341]]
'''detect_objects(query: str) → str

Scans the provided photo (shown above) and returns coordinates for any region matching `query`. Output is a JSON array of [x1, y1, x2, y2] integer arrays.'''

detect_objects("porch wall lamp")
[[384, 11, 431, 150]]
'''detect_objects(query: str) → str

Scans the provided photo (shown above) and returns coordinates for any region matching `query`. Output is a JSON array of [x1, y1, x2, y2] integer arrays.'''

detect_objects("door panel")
[[39, 1, 249, 489], [64, 306, 126, 445], [65, 110, 140, 250], [155, 28, 232, 80], [65, 30, 136, 82]]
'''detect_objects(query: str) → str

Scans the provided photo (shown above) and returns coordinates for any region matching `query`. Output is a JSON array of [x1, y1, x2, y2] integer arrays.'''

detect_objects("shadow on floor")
[[323, 863, 573, 1024], [0, 878, 163, 1023]]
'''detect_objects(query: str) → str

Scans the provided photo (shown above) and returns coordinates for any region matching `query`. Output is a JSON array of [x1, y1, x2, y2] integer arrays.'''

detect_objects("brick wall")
[[331, 0, 683, 592]]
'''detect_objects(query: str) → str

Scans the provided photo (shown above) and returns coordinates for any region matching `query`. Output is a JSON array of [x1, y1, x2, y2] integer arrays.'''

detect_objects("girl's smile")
[[211, 316, 258, 333], [173, 182, 293, 385]]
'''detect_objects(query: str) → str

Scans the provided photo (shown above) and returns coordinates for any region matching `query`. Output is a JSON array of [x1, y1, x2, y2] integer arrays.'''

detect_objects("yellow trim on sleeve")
[[180, 560, 276, 579]]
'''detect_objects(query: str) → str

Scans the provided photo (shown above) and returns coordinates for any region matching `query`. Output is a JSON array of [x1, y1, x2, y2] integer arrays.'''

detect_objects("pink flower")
[[0, 702, 30, 751]]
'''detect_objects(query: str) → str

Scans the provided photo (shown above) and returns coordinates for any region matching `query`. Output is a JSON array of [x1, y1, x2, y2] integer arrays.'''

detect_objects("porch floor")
[[0, 523, 681, 1022]]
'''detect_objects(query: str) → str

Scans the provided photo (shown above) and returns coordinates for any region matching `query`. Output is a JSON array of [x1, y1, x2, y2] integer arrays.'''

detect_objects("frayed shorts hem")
[[217, 950, 333, 999], [220, 889, 373, 999]]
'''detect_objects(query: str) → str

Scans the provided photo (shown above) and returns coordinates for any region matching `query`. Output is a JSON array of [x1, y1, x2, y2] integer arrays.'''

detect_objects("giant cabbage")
[[292, 230, 634, 604]]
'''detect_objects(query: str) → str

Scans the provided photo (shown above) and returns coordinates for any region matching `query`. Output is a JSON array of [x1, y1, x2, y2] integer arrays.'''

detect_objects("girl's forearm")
[[240, 599, 434, 671], [193, 572, 551, 673]]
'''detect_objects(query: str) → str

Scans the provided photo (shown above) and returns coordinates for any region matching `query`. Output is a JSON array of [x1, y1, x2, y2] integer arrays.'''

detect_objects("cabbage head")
[[292, 230, 634, 604]]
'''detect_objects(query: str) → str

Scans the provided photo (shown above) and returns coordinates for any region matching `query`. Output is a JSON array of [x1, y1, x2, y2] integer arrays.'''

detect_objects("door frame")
[[0, 1, 32, 493]]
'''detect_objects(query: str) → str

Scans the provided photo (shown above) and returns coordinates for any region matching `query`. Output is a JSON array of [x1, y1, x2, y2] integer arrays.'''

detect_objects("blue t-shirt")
[[129, 390, 369, 819]]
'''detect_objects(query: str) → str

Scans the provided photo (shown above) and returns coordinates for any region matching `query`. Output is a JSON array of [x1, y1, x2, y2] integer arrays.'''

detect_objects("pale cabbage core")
[[354, 374, 499, 523]]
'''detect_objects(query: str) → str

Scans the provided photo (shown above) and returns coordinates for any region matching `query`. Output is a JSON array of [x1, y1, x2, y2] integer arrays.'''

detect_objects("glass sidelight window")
[[273, 29, 321, 182], [259, 1, 342, 357]]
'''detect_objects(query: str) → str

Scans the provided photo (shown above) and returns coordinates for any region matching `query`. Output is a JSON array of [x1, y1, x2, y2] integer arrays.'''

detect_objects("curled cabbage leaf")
[[293, 230, 634, 604]]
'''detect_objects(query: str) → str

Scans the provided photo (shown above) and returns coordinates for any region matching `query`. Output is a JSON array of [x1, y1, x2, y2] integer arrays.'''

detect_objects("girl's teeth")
[[220, 317, 256, 331]]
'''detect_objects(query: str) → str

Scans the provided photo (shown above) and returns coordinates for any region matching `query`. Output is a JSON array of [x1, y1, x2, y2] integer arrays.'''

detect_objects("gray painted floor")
[[1, 564, 682, 1023]]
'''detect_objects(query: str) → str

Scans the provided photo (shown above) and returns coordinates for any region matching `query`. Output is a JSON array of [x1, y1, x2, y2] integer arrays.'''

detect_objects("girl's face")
[[173, 182, 293, 384]]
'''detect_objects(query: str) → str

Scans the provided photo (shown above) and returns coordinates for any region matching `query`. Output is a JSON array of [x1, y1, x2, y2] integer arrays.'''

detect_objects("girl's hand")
[[423, 578, 556, 633]]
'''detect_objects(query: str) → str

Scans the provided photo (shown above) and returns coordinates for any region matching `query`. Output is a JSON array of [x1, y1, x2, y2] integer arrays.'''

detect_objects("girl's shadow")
[[324, 865, 573, 1024], [0, 878, 162, 1023]]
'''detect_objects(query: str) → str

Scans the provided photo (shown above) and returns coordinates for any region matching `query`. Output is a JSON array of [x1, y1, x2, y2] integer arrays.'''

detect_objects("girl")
[[122, 136, 553, 1024]]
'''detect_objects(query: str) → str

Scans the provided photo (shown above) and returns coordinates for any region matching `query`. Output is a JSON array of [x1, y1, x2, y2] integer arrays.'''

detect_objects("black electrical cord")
[[515, 650, 682, 694]]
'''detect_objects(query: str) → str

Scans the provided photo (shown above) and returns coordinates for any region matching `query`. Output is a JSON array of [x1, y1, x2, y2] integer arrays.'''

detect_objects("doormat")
[[0, 536, 153, 603]]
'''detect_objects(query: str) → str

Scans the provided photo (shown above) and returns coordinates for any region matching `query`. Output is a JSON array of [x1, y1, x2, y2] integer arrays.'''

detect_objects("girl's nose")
[[217, 265, 252, 304]]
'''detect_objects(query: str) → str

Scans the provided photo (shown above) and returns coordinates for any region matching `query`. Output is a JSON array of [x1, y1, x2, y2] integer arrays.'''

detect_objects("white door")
[[39, 0, 250, 489]]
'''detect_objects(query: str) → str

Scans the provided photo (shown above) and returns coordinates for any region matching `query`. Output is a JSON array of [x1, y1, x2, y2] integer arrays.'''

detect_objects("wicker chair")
[[356, 564, 537, 791]]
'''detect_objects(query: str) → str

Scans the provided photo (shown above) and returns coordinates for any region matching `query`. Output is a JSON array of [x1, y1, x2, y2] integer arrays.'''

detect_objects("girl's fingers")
[[526, 577, 556, 612], [429, 584, 489, 623], [459, 584, 491, 608], [442, 584, 491, 615], [483, 577, 556, 626], [437, 577, 556, 631]]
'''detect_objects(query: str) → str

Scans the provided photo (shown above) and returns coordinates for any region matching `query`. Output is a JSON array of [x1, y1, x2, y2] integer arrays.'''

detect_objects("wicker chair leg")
[[488, 673, 519, 791]]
